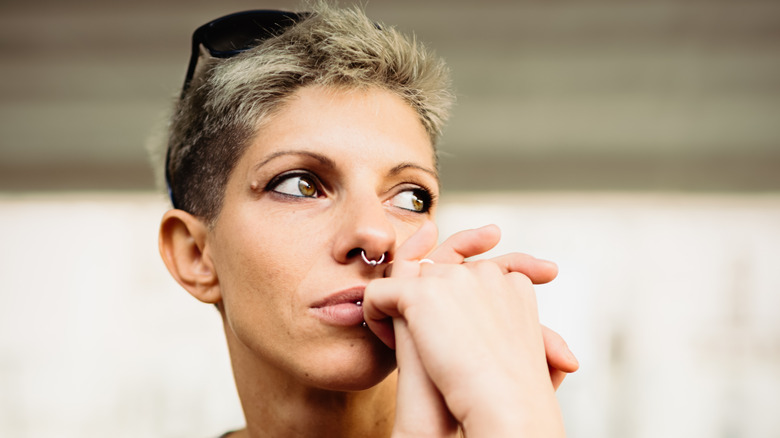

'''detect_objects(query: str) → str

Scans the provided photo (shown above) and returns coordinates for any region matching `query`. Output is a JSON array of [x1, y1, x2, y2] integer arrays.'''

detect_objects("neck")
[[223, 320, 397, 438]]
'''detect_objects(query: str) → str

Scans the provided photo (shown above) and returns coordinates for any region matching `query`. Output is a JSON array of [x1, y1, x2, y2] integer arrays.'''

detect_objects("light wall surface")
[[1, 192, 778, 437]]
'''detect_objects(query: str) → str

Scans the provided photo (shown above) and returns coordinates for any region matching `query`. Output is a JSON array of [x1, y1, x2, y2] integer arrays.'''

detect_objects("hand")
[[365, 222, 566, 437], [388, 222, 458, 437], [391, 223, 579, 389], [392, 319, 459, 438]]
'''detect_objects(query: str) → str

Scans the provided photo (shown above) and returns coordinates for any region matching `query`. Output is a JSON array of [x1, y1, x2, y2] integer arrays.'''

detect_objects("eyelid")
[[265, 170, 323, 197], [389, 184, 436, 213]]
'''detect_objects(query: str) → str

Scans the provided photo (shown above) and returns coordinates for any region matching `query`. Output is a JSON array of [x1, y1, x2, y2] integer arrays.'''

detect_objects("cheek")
[[220, 231, 301, 297], [214, 227, 318, 351], [214, 209, 330, 301]]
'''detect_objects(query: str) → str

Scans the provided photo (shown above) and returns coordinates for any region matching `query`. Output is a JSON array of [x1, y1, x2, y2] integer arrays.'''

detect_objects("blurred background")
[[1, 0, 778, 437]]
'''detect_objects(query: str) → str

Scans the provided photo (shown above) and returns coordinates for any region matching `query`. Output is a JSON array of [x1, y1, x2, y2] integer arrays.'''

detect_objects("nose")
[[332, 192, 396, 266]]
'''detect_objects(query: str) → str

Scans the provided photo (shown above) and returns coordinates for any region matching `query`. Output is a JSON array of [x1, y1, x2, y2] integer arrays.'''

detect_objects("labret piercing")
[[356, 301, 367, 328], [360, 250, 385, 266]]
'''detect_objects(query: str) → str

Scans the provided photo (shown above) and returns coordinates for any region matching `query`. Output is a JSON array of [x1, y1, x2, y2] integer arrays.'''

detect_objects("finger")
[[363, 277, 415, 349], [427, 224, 501, 264], [366, 221, 438, 347], [488, 253, 559, 284], [550, 367, 567, 391], [389, 220, 438, 279], [426, 224, 559, 284], [542, 325, 579, 374], [393, 318, 458, 436]]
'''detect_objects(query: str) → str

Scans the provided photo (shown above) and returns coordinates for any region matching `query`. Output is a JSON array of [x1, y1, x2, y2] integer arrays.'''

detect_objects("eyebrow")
[[253, 150, 438, 181], [388, 163, 439, 180], [253, 150, 337, 172]]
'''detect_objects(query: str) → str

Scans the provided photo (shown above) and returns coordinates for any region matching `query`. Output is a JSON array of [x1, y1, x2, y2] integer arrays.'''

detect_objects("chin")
[[303, 335, 397, 392]]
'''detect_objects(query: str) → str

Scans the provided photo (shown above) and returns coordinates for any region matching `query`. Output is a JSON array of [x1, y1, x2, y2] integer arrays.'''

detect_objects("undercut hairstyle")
[[165, 2, 454, 224]]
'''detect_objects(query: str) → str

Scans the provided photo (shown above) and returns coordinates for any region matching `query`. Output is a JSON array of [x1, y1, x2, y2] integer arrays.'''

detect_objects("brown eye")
[[411, 193, 424, 212], [298, 177, 316, 197], [391, 189, 431, 213], [271, 174, 319, 198]]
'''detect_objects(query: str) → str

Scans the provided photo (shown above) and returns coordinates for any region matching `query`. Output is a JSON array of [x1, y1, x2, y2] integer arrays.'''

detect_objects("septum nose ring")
[[360, 250, 385, 266]]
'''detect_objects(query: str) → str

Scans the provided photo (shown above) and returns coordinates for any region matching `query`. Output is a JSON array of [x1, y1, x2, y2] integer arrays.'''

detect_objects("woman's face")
[[207, 85, 438, 390]]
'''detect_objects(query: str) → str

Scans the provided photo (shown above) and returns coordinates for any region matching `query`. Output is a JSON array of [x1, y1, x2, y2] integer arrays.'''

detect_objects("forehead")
[[247, 85, 436, 171]]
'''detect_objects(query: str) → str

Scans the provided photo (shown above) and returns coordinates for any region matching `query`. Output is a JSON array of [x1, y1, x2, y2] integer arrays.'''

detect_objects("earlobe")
[[158, 209, 221, 304]]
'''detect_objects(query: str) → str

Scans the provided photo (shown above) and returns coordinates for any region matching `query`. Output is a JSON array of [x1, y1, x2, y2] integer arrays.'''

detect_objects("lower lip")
[[310, 303, 365, 326]]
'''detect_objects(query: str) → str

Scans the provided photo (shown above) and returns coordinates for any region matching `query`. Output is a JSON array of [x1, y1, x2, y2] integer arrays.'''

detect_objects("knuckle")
[[505, 271, 536, 303], [470, 259, 503, 277], [506, 271, 532, 287], [405, 276, 441, 302]]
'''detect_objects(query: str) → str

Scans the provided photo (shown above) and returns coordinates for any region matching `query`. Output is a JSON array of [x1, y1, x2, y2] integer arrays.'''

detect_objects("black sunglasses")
[[168, 10, 308, 209], [181, 9, 309, 94]]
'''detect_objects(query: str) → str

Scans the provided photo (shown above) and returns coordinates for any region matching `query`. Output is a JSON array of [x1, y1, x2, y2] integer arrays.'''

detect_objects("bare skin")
[[159, 85, 577, 437]]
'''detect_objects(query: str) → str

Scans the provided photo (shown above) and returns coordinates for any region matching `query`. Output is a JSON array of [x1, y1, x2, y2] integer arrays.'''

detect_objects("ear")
[[158, 209, 221, 304]]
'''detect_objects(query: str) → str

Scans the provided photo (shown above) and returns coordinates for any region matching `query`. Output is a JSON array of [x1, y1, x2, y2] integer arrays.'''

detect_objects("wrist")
[[460, 376, 565, 437]]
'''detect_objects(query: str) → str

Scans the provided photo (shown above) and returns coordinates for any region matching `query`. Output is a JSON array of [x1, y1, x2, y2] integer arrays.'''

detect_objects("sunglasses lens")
[[202, 11, 304, 56]]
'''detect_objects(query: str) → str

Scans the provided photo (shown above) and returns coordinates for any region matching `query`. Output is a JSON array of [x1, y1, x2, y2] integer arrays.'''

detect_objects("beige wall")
[[1, 192, 778, 437]]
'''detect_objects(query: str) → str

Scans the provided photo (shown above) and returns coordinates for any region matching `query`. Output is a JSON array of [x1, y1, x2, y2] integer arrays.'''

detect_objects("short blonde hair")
[[166, 3, 453, 222]]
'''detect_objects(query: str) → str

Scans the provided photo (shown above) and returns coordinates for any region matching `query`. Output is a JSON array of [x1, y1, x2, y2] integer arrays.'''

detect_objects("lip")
[[309, 286, 366, 326]]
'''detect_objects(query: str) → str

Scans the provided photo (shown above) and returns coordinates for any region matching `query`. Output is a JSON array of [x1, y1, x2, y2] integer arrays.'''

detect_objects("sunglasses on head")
[[168, 10, 307, 208], [181, 9, 309, 94]]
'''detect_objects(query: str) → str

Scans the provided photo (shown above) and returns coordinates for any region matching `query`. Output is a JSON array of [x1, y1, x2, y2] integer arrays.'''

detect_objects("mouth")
[[309, 286, 366, 326]]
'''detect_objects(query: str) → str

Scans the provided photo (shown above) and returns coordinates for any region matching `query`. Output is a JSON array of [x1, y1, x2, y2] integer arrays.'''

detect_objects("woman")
[[158, 4, 578, 437]]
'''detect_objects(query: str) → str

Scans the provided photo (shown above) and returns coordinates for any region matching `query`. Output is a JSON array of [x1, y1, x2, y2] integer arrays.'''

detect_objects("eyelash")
[[265, 171, 322, 198], [264, 170, 436, 213], [394, 186, 435, 214]]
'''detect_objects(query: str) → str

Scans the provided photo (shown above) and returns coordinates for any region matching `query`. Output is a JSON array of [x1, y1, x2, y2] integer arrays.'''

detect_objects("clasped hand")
[[363, 221, 577, 437]]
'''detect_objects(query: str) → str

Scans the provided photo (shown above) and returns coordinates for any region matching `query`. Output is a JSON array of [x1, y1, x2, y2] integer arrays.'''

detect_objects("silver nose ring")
[[361, 250, 385, 266]]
